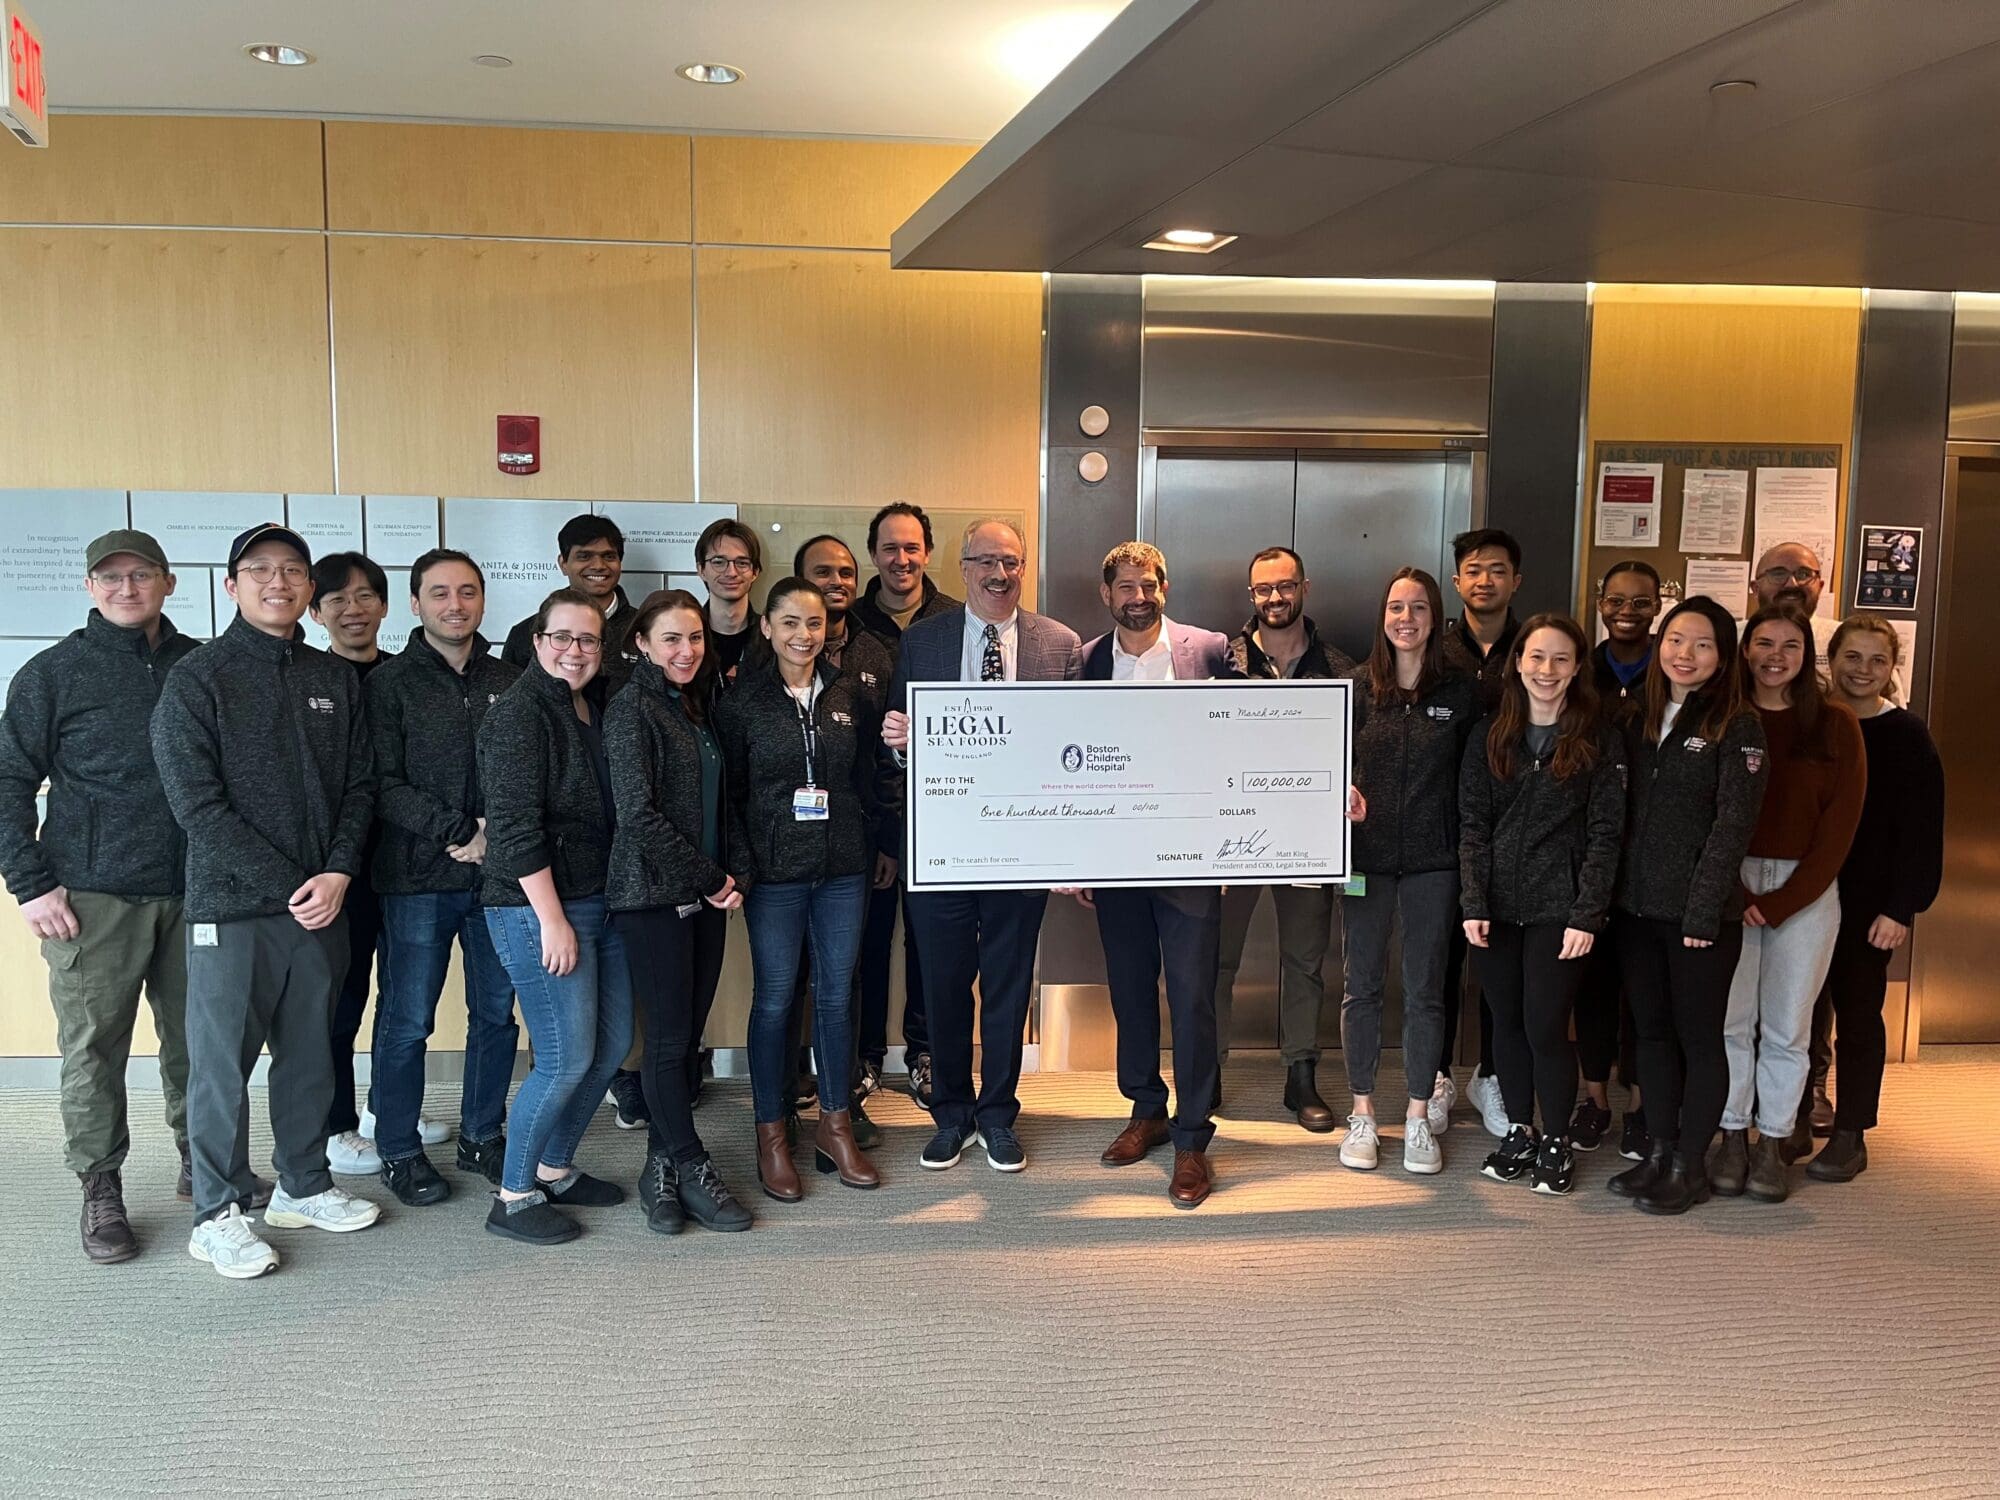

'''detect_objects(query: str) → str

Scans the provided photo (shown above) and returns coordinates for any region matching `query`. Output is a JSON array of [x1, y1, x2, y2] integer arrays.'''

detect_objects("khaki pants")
[[44, 891, 189, 1175]]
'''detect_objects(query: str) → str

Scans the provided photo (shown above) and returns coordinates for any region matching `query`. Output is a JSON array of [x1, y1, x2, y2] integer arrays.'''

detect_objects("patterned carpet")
[[2, 1050, 1995, 1498]]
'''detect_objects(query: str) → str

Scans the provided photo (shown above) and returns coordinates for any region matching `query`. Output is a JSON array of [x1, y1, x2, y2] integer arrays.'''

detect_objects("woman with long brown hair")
[[1608, 596, 1768, 1215], [1460, 614, 1626, 1197], [1338, 567, 1481, 1176]]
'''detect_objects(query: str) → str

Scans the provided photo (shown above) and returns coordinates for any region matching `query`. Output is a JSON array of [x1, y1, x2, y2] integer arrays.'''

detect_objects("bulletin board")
[[1579, 440, 1844, 621]]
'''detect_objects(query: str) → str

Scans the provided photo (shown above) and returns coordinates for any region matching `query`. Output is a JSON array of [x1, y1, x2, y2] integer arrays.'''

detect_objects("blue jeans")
[[484, 896, 633, 1194], [374, 890, 519, 1162], [745, 873, 867, 1124]]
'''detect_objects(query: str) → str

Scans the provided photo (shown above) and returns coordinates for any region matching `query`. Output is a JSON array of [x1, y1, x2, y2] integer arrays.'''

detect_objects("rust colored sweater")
[[1743, 700, 1866, 927]]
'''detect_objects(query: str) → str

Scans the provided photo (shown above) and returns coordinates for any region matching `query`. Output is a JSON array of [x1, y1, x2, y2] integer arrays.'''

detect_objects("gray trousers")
[[1340, 869, 1458, 1101], [185, 911, 349, 1221], [1214, 884, 1340, 1064]]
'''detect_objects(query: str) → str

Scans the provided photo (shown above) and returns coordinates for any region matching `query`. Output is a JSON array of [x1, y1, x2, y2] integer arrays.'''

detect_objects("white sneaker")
[[264, 1184, 382, 1234], [326, 1130, 382, 1175], [1403, 1117, 1444, 1175], [1339, 1114, 1380, 1171], [1427, 1071, 1457, 1135], [359, 1109, 452, 1147], [1465, 1072, 1511, 1139], [188, 1204, 279, 1279]]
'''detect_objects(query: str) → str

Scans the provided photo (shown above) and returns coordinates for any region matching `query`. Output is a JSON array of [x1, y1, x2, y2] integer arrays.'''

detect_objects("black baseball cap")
[[227, 522, 312, 569]]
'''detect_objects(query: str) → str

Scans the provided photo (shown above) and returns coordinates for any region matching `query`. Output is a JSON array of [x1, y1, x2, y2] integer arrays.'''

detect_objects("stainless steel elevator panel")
[[1915, 456, 2000, 1042], [1292, 455, 1455, 663], [1152, 450, 1298, 636]]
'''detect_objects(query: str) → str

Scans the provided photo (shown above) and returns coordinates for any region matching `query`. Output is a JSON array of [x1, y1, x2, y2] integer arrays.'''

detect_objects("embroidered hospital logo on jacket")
[[306, 696, 336, 713], [1684, 736, 1709, 753], [1427, 705, 1454, 721]]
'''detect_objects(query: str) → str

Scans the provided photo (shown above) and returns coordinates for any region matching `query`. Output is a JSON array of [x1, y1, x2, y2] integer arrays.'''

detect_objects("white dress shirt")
[[961, 609, 1020, 683], [1111, 621, 1177, 681]]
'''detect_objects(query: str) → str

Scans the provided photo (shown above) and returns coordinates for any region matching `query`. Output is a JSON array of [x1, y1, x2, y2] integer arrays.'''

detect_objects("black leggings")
[[1825, 913, 1893, 1131], [1575, 932, 1640, 1090], [1617, 912, 1741, 1168], [614, 904, 728, 1163], [1472, 922, 1584, 1134]]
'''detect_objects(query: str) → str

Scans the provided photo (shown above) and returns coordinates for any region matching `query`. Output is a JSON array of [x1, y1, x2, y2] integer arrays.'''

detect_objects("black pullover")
[[475, 659, 614, 906], [1227, 615, 1356, 680], [604, 658, 732, 912], [851, 574, 959, 649], [1839, 706, 1945, 927], [1347, 666, 1483, 876], [1458, 718, 1627, 931]]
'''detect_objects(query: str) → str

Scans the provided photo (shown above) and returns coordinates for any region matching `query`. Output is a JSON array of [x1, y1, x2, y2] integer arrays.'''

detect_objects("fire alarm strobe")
[[498, 415, 540, 475]]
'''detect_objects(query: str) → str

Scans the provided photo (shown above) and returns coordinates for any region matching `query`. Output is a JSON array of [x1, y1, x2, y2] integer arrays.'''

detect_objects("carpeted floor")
[[3, 1050, 1995, 1498]]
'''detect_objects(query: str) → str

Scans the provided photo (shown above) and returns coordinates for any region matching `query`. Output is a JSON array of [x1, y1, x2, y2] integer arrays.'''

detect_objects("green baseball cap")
[[85, 529, 171, 573]]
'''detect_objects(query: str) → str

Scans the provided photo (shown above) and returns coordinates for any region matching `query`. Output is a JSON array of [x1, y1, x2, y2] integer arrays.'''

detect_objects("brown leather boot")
[[81, 1170, 138, 1264], [813, 1109, 880, 1189], [1747, 1133, 1790, 1202], [756, 1120, 801, 1203]]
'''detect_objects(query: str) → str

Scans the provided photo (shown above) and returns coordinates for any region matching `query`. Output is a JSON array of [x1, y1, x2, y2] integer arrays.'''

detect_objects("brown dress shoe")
[[1168, 1150, 1213, 1209], [756, 1120, 802, 1203], [813, 1109, 880, 1189], [1100, 1116, 1172, 1167], [81, 1170, 138, 1264]]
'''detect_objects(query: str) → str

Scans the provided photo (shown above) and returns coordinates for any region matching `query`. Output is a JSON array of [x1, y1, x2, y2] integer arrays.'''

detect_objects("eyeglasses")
[[539, 630, 604, 654], [1249, 581, 1301, 601], [1601, 596, 1658, 614], [703, 556, 757, 574], [321, 591, 383, 610], [235, 561, 310, 584], [90, 568, 163, 589], [1758, 566, 1821, 586], [962, 554, 1025, 574]]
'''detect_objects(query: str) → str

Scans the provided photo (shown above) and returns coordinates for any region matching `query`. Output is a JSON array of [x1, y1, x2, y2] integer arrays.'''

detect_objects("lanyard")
[[792, 679, 820, 788]]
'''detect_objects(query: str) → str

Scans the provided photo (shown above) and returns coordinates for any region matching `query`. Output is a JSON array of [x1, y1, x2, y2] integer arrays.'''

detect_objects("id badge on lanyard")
[[793, 681, 830, 821]]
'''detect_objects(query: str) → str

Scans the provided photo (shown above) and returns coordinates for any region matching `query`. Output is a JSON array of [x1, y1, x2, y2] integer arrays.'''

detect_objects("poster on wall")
[[1752, 468, 1840, 618], [1684, 558, 1750, 610], [1854, 525, 1922, 611], [0, 489, 131, 636], [1594, 462, 1663, 547], [1677, 468, 1748, 553]]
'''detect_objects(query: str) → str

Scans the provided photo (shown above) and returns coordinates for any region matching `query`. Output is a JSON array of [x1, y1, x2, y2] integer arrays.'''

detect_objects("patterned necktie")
[[981, 623, 1004, 682]]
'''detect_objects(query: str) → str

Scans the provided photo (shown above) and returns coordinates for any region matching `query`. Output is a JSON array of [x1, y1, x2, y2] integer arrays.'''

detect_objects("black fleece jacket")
[[1615, 699, 1769, 940], [502, 585, 637, 701], [151, 616, 375, 922], [475, 659, 614, 906], [604, 659, 732, 912], [1227, 616, 1356, 680], [365, 631, 520, 895], [0, 612, 200, 904], [715, 657, 887, 889], [1458, 718, 1628, 931], [1347, 666, 1483, 876], [1840, 706, 1945, 927], [851, 574, 959, 648], [1443, 613, 1522, 713]]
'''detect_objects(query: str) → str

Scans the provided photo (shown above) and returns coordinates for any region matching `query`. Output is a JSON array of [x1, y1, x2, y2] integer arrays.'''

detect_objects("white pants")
[[1722, 857, 1842, 1136]]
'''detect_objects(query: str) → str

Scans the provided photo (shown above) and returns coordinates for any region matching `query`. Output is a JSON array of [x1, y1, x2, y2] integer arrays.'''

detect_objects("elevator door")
[[1918, 457, 2000, 1042]]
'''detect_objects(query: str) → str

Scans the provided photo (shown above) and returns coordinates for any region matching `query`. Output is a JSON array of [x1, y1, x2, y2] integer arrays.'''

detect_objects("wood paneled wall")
[[0, 116, 1041, 1057]]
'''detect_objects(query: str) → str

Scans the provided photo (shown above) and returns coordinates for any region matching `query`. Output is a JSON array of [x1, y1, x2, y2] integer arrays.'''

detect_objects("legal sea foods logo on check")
[[923, 697, 1010, 762]]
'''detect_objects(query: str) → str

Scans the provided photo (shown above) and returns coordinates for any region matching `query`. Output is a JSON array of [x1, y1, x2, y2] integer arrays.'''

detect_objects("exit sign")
[[2, 1, 47, 148]]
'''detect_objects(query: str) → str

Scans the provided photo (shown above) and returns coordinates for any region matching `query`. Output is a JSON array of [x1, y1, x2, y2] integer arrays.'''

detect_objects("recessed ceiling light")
[[1141, 228, 1239, 254], [472, 54, 514, 69], [677, 62, 743, 86], [1710, 78, 1757, 95], [243, 43, 315, 67]]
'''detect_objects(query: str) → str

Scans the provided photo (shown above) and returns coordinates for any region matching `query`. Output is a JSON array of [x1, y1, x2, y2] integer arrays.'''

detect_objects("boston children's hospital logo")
[[922, 696, 1011, 762], [1062, 744, 1084, 773]]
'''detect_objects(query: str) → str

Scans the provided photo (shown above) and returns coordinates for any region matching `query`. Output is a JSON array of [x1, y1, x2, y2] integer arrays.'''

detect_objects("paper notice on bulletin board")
[[1854, 525, 1922, 612], [1678, 469, 1748, 553], [1753, 468, 1839, 617], [1684, 558, 1750, 609], [1595, 462, 1663, 547]]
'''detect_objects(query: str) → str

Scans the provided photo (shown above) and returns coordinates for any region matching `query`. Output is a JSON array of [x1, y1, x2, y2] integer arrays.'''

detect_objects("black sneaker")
[[607, 1071, 649, 1130], [538, 1169, 625, 1207], [382, 1151, 450, 1207], [639, 1152, 684, 1236], [485, 1190, 579, 1245], [456, 1133, 506, 1185], [678, 1155, 753, 1232], [976, 1124, 1026, 1173], [1481, 1125, 1538, 1183], [920, 1121, 973, 1170], [1568, 1099, 1612, 1152], [1617, 1111, 1651, 1161], [1531, 1136, 1576, 1196], [850, 1097, 884, 1150], [907, 1052, 934, 1111]]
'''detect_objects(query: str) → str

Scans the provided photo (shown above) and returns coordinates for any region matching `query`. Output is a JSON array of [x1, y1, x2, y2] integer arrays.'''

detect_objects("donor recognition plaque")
[[905, 680, 1352, 893]]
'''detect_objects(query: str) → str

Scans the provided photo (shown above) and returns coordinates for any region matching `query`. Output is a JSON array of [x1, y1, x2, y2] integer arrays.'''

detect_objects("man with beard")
[[1751, 541, 1839, 674], [1068, 542, 1234, 1207], [1213, 546, 1356, 1131]]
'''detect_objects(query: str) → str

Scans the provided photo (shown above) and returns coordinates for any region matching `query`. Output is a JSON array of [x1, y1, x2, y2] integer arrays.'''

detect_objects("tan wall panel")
[[326, 124, 691, 242], [0, 229, 334, 492], [697, 249, 1041, 551], [332, 236, 694, 500], [694, 136, 974, 250], [0, 115, 324, 230]]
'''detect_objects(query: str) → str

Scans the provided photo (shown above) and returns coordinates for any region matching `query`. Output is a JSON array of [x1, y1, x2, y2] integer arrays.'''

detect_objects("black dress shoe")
[[1282, 1060, 1337, 1133], [382, 1151, 450, 1207], [1608, 1139, 1672, 1199], [1636, 1156, 1712, 1216], [1806, 1128, 1867, 1182], [639, 1152, 684, 1236], [678, 1155, 753, 1232], [538, 1169, 625, 1207], [455, 1133, 506, 1185]]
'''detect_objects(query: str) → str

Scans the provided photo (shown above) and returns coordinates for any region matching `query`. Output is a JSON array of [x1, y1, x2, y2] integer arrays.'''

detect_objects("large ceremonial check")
[[905, 679, 1352, 892]]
